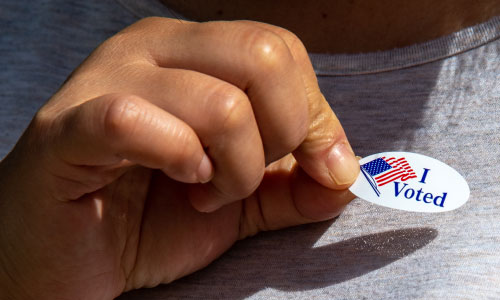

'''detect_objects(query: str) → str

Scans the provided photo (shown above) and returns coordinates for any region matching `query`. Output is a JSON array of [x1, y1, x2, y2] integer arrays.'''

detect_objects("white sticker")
[[349, 152, 469, 213]]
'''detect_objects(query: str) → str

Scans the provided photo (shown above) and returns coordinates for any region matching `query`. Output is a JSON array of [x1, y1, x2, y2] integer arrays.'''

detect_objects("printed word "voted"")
[[349, 151, 469, 213], [394, 182, 446, 207]]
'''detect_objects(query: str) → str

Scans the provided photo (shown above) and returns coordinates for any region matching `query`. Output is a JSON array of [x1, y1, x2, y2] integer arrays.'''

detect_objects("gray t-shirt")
[[1, 0, 499, 299]]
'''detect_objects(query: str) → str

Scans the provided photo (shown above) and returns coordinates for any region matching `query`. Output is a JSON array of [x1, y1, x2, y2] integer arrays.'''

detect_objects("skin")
[[0, 18, 358, 299], [1, 1, 498, 299]]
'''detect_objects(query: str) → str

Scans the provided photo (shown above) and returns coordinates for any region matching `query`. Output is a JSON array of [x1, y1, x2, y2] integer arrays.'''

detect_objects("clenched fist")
[[0, 18, 359, 299]]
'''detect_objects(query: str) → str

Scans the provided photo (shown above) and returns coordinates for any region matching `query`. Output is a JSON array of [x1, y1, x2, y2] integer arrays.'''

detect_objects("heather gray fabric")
[[1, 1, 499, 299]]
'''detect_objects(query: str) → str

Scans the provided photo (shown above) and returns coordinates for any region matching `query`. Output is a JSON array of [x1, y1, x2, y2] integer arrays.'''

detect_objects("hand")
[[0, 18, 359, 299]]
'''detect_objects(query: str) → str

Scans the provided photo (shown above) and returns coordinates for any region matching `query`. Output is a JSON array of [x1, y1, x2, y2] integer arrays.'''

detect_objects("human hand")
[[0, 18, 359, 299]]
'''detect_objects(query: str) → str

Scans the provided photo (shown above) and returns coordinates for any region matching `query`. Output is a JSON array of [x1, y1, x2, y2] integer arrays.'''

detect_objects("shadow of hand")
[[120, 223, 437, 299]]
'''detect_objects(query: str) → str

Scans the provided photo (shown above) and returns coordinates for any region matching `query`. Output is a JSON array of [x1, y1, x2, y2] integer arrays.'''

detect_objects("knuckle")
[[118, 17, 165, 38], [209, 84, 252, 133], [272, 27, 307, 55], [125, 16, 179, 39], [220, 96, 251, 134], [132, 16, 167, 30], [99, 31, 130, 53], [32, 107, 56, 132], [96, 33, 136, 64], [98, 18, 165, 56], [18, 107, 57, 153], [102, 94, 143, 142], [99, 17, 181, 64], [245, 28, 292, 69]]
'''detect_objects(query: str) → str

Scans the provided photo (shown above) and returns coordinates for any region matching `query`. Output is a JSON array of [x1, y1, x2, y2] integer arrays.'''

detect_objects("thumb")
[[293, 91, 360, 190], [241, 22, 359, 189]]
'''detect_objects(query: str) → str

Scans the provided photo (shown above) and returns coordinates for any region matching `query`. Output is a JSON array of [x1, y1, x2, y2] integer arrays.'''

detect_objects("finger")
[[238, 155, 355, 239], [238, 21, 360, 190], [129, 17, 310, 163], [122, 66, 266, 212], [46, 93, 213, 200]]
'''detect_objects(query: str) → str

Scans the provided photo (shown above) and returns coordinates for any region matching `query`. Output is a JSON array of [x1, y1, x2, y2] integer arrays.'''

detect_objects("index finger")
[[128, 17, 310, 163], [119, 18, 314, 212], [139, 18, 358, 190]]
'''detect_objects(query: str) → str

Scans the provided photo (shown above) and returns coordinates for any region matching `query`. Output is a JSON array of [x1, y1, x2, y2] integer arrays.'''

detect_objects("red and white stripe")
[[375, 157, 417, 186]]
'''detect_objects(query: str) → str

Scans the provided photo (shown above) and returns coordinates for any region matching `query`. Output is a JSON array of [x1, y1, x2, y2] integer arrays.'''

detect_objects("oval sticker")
[[349, 152, 469, 213]]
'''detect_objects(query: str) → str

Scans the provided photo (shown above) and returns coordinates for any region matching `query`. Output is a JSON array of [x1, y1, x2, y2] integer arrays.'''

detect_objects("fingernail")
[[189, 186, 223, 213], [197, 154, 214, 184], [195, 201, 221, 213], [327, 143, 359, 186]]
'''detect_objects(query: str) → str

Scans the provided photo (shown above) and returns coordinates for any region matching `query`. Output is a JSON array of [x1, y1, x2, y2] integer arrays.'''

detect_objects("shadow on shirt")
[[119, 224, 437, 299]]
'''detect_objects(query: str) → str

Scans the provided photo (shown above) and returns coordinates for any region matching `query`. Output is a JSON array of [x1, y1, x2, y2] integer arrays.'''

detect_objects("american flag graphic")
[[360, 156, 417, 196]]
